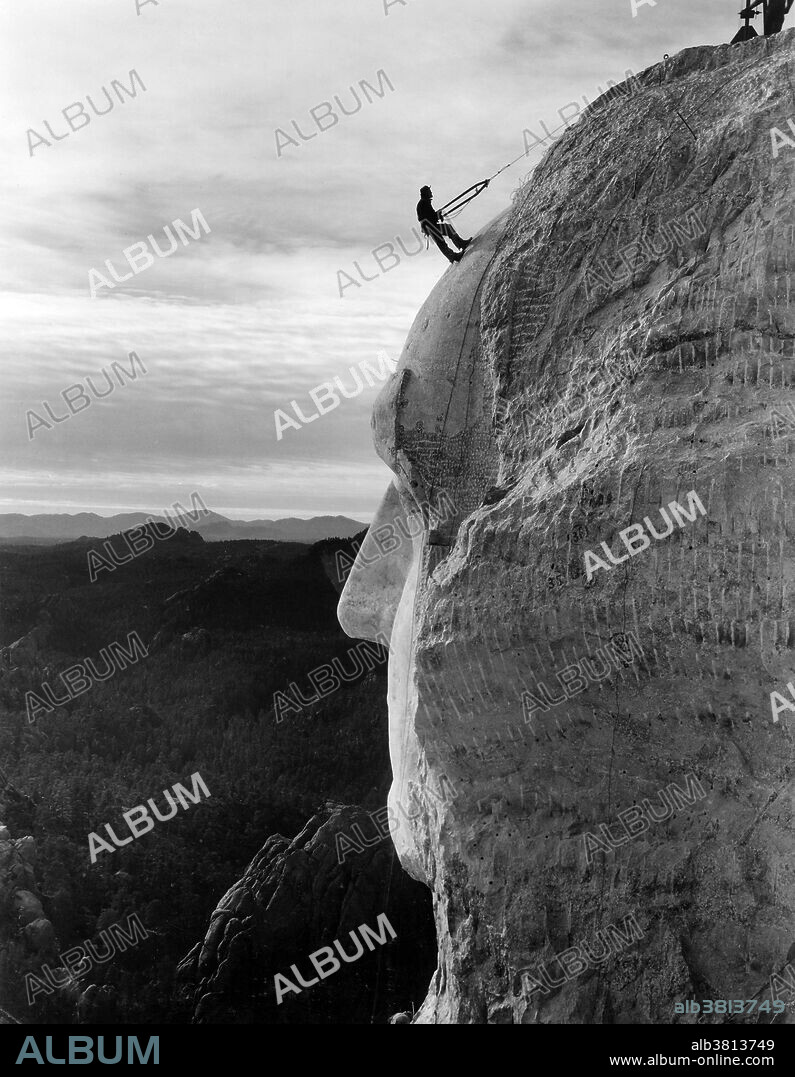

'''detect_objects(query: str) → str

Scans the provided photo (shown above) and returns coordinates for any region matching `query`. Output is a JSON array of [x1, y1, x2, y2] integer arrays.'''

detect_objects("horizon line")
[[0, 507, 371, 524]]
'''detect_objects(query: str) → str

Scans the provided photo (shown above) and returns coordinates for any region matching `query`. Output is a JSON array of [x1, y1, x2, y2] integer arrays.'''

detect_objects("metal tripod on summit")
[[417, 1, 792, 263], [732, 0, 793, 41]]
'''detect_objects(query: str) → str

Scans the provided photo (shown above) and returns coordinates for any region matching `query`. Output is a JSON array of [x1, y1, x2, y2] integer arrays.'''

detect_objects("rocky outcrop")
[[340, 33, 795, 1022], [0, 822, 58, 1020], [0, 611, 52, 705], [177, 805, 436, 1023], [1, 623, 50, 669]]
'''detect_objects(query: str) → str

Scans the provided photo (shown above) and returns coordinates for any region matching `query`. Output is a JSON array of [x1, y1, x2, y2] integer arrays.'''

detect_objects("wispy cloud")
[[0, 0, 734, 517]]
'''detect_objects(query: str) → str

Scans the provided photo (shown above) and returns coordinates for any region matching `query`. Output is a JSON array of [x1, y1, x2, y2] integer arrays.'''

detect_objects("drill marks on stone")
[[462, 598, 506, 709], [466, 648, 495, 718], [418, 650, 452, 731], [399, 424, 498, 549], [448, 637, 488, 720], [485, 621, 518, 711], [503, 246, 556, 396], [512, 282, 554, 355], [421, 639, 467, 727]]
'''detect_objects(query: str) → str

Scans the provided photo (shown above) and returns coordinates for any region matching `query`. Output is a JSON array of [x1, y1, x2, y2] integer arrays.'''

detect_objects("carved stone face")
[[338, 42, 795, 1024]]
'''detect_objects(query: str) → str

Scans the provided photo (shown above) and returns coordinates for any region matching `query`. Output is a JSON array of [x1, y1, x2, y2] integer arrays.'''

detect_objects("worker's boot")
[[447, 250, 463, 263], [458, 238, 472, 251]]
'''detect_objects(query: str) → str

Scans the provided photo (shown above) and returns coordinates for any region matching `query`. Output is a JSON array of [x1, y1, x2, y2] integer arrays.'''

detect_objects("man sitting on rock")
[[416, 185, 471, 264]]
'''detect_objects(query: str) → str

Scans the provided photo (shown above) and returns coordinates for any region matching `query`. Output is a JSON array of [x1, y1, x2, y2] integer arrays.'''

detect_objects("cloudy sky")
[[1, 0, 736, 522]]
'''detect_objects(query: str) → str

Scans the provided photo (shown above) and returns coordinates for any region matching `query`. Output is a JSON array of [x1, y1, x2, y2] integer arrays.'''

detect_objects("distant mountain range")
[[0, 511, 367, 545]]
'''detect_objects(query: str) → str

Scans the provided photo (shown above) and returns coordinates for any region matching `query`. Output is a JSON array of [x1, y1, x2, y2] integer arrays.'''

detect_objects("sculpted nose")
[[337, 481, 417, 645]]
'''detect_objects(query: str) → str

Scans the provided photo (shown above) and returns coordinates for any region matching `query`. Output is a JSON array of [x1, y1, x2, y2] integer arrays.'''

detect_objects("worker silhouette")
[[417, 186, 472, 264]]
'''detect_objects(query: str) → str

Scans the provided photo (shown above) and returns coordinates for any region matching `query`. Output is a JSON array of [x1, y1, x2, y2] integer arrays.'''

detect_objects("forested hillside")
[[0, 529, 433, 1023]]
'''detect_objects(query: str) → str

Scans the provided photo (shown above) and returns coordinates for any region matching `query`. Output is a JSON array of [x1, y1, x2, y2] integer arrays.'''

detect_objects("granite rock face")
[[177, 805, 435, 1023], [340, 33, 795, 1023]]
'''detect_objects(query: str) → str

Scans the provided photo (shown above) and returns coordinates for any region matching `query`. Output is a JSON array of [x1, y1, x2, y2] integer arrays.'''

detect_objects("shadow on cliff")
[[176, 805, 436, 1024]]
